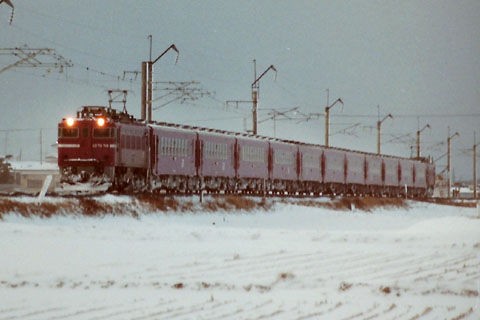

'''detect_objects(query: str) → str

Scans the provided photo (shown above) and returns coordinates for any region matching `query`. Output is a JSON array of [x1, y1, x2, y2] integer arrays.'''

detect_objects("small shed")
[[9, 160, 60, 194]]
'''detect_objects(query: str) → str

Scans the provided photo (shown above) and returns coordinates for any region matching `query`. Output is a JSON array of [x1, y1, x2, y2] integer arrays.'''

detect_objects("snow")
[[7, 160, 58, 171], [0, 200, 479, 319]]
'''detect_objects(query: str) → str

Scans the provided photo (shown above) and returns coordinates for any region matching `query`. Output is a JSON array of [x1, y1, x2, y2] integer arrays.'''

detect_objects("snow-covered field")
[[1, 198, 479, 319]]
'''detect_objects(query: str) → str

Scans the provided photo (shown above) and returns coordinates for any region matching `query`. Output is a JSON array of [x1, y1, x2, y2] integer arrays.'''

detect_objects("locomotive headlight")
[[66, 117, 75, 127], [97, 118, 105, 127]]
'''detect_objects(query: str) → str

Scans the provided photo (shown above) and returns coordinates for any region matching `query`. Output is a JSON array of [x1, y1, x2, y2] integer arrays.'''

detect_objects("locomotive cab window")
[[93, 128, 115, 138], [59, 128, 79, 138]]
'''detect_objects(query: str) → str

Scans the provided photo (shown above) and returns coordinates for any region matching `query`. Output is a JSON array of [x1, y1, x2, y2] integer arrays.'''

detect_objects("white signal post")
[[447, 129, 459, 198]]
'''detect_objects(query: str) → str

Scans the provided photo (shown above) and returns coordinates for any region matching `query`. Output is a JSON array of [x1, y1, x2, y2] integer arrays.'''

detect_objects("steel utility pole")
[[251, 59, 277, 135], [0, 0, 14, 25], [376, 110, 393, 154], [416, 124, 430, 159], [474, 131, 478, 199], [140, 37, 179, 123], [324, 89, 343, 147], [447, 128, 460, 198], [39, 128, 42, 165]]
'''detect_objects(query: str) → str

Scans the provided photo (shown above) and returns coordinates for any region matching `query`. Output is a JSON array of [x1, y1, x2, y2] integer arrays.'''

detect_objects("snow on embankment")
[[0, 195, 414, 218]]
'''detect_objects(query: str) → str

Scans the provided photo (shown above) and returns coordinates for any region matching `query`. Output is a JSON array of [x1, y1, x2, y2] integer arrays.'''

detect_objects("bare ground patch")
[[289, 196, 409, 212], [1, 194, 466, 218]]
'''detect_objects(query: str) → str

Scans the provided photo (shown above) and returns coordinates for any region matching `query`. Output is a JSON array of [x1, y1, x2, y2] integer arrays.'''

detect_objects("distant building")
[[433, 175, 448, 198], [452, 186, 478, 199], [7, 160, 60, 194]]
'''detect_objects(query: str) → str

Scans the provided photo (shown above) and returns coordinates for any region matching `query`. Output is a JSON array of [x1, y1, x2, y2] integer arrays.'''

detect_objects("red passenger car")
[[298, 144, 323, 194], [413, 161, 427, 196], [426, 162, 436, 196], [198, 132, 236, 191], [365, 155, 383, 195], [398, 159, 414, 195], [150, 125, 198, 192], [345, 152, 365, 194], [269, 141, 298, 192], [235, 136, 269, 191], [323, 148, 346, 194], [383, 157, 400, 195]]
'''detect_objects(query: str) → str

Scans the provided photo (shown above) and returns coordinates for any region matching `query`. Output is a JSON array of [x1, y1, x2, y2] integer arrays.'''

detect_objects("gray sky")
[[1, 0, 479, 181]]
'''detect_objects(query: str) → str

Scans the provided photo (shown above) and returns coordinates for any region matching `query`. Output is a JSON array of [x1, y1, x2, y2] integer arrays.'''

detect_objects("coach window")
[[181, 139, 186, 156], [165, 137, 169, 155], [167, 137, 173, 156], [206, 141, 211, 159], [161, 137, 165, 155]]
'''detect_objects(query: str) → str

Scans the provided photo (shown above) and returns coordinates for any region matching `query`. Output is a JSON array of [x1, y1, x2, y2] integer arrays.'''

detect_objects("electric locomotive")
[[58, 106, 130, 188]]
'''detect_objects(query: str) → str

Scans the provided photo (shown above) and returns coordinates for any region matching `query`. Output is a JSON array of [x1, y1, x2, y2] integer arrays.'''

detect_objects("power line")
[[0, 46, 72, 74], [330, 113, 480, 118]]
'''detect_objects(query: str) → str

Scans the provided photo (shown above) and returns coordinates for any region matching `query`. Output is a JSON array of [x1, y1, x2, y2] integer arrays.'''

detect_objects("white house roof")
[[8, 160, 59, 172]]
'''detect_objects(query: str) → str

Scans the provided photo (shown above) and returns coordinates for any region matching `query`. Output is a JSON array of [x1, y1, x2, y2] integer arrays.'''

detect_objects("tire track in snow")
[[144, 250, 320, 281], [351, 252, 468, 283], [85, 299, 175, 320], [0, 307, 65, 320], [303, 252, 403, 283]]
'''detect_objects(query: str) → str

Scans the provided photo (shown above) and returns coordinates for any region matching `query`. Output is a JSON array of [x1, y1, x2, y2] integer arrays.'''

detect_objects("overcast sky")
[[1, 0, 479, 181]]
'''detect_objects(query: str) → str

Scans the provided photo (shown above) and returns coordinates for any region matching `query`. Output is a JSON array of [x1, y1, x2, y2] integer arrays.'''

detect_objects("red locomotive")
[[58, 105, 435, 197]]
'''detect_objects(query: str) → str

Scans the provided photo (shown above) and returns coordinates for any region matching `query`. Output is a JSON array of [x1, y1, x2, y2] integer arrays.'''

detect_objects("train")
[[58, 105, 435, 197]]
